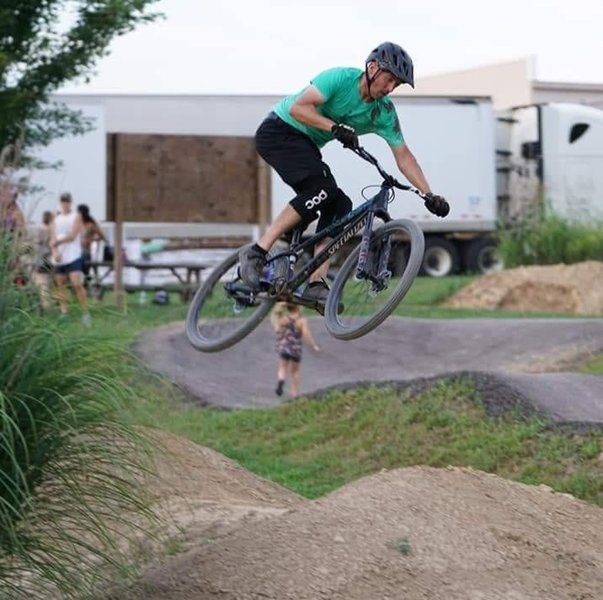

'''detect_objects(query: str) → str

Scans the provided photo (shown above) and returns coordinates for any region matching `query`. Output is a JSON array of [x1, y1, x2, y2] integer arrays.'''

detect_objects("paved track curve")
[[135, 317, 603, 426]]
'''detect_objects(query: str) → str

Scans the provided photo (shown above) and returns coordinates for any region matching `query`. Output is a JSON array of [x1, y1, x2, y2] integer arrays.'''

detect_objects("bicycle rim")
[[185, 248, 275, 352], [324, 220, 424, 340]]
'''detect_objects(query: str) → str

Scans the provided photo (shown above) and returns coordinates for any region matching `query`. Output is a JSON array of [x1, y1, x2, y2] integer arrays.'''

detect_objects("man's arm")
[[289, 86, 333, 131], [391, 143, 432, 195], [53, 214, 83, 247]]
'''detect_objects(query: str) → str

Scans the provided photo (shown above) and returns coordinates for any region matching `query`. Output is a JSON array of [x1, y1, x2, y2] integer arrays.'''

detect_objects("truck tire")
[[420, 236, 460, 277], [464, 238, 503, 275]]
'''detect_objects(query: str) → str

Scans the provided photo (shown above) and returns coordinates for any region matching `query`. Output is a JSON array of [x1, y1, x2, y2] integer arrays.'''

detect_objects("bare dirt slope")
[[118, 432, 603, 600], [444, 261, 603, 315], [146, 430, 304, 547]]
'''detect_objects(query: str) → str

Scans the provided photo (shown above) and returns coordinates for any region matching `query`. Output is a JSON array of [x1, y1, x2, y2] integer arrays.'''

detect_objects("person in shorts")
[[271, 302, 320, 398], [50, 192, 91, 325]]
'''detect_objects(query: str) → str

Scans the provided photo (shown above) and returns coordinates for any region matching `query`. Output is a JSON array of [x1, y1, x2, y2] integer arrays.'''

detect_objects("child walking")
[[271, 302, 320, 398]]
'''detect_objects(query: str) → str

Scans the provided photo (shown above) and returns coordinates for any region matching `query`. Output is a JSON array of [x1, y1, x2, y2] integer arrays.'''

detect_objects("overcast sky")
[[60, 0, 603, 95]]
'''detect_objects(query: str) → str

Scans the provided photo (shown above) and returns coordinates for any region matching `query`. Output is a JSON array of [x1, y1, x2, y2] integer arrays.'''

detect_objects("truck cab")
[[497, 102, 603, 224]]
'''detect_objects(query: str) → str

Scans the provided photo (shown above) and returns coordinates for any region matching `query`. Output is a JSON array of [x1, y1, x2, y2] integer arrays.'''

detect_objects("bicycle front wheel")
[[185, 247, 275, 352], [324, 219, 424, 340]]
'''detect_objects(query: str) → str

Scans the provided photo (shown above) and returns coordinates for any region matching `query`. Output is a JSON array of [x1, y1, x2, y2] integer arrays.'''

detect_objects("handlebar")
[[349, 145, 450, 218], [350, 146, 426, 199]]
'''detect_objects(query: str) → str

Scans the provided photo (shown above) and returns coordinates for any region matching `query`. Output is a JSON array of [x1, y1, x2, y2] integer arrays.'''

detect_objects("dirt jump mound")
[[119, 434, 603, 600], [444, 261, 603, 315]]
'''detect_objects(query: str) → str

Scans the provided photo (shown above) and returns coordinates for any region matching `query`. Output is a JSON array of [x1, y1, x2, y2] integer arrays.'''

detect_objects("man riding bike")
[[240, 41, 449, 312]]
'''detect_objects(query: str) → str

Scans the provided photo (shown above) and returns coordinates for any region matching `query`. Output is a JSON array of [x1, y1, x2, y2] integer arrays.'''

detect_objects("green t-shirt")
[[273, 67, 405, 148]]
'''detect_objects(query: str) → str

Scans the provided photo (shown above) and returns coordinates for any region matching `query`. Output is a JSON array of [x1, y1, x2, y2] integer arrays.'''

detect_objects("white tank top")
[[53, 211, 82, 265]]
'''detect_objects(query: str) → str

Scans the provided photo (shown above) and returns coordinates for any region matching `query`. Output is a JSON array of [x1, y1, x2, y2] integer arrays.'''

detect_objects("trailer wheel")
[[420, 236, 460, 277], [464, 238, 503, 275]]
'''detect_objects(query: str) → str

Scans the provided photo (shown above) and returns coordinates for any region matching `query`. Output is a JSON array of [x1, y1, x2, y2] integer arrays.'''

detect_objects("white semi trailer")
[[27, 94, 603, 276]]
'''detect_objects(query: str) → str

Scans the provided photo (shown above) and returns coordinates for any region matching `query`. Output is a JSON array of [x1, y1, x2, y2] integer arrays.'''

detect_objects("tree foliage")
[[0, 0, 161, 157]]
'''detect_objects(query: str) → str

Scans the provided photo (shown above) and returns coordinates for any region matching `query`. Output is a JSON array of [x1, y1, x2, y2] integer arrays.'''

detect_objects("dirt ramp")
[[444, 261, 603, 315], [128, 465, 603, 600], [145, 429, 304, 548]]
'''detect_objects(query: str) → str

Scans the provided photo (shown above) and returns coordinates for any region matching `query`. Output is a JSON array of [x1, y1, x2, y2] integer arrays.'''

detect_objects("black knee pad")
[[289, 171, 340, 224], [316, 189, 353, 233]]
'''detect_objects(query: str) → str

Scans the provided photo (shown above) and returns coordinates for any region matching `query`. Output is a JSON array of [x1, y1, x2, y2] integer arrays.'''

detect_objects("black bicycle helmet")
[[366, 42, 414, 88]]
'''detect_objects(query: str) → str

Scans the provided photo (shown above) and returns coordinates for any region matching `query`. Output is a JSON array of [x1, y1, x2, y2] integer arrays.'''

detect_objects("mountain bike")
[[186, 145, 448, 352]]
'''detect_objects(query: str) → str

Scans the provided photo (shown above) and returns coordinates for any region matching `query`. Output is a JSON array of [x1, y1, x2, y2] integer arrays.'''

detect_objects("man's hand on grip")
[[331, 123, 359, 149], [424, 193, 449, 218]]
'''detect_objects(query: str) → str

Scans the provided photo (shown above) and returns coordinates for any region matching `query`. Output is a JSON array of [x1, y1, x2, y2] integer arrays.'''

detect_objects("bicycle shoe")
[[238, 245, 266, 290], [300, 281, 344, 316]]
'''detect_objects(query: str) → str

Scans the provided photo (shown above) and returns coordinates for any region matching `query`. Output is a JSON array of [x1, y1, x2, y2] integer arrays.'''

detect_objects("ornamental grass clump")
[[0, 233, 157, 599]]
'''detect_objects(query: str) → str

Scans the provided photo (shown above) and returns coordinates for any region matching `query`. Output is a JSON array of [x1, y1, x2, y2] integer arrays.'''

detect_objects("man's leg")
[[300, 188, 352, 312], [68, 269, 91, 325], [308, 238, 333, 283], [239, 205, 302, 289], [258, 205, 302, 252], [54, 273, 68, 315]]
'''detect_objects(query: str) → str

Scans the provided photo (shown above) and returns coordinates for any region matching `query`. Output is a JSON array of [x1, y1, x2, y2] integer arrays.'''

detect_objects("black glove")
[[424, 193, 450, 218], [331, 123, 359, 148]]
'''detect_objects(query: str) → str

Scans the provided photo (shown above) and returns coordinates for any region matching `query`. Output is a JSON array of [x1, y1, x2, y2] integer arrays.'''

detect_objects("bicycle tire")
[[185, 246, 275, 352], [324, 219, 424, 340]]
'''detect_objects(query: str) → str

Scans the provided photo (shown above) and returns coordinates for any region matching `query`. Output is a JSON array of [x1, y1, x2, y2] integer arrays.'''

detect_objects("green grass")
[[579, 355, 603, 375], [128, 378, 602, 505], [37, 276, 603, 517]]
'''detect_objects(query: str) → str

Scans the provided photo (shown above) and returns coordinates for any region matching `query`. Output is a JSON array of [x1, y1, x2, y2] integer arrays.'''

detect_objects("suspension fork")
[[356, 186, 394, 281], [355, 214, 393, 282], [375, 233, 393, 280], [355, 210, 375, 280]]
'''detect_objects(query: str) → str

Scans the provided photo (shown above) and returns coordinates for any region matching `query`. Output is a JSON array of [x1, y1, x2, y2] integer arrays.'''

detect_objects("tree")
[[0, 0, 162, 162]]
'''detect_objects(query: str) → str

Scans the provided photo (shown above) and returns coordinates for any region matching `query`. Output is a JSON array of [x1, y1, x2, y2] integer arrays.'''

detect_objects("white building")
[[396, 57, 603, 110]]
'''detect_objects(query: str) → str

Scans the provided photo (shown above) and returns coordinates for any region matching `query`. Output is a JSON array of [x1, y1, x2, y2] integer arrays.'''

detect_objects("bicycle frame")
[[266, 183, 394, 294]]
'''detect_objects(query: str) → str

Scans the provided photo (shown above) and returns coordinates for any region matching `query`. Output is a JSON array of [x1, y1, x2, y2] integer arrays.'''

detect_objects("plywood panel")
[[112, 134, 259, 223]]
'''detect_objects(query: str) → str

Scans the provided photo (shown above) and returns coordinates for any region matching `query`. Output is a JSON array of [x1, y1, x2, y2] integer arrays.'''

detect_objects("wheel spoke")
[[186, 249, 274, 352], [325, 220, 424, 340]]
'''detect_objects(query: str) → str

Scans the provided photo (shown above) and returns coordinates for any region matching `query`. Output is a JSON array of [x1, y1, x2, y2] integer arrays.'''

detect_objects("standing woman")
[[77, 203, 107, 289]]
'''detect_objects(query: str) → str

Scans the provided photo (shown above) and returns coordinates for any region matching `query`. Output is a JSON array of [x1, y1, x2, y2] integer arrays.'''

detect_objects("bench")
[[89, 259, 214, 302], [89, 222, 259, 303]]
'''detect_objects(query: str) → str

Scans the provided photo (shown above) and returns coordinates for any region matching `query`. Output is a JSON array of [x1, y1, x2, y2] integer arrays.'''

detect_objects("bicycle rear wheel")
[[324, 219, 424, 340], [185, 247, 275, 352]]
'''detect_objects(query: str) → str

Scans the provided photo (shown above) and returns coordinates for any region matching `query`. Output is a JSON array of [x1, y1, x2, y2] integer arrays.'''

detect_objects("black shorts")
[[54, 257, 84, 276], [255, 113, 352, 231], [279, 352, 301, 363]]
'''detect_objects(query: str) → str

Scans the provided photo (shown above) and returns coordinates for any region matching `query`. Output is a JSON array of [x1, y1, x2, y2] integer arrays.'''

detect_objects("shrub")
[[0, 233, 157, 599], [497, 214, 603, 268]]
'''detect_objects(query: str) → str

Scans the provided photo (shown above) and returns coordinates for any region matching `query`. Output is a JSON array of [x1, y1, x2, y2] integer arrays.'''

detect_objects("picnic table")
[[88, 259, 213, 301]]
